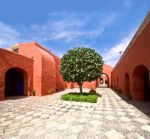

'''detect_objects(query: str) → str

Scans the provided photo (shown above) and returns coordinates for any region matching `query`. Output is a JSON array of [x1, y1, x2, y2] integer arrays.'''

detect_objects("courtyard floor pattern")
[[0, 88, 150, 139]]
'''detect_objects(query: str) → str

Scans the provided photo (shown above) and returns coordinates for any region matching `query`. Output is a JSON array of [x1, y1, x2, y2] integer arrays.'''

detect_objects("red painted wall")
[[0, 49, 33, 100], [19, 42, 66, 96], [0, 42, 66, 100], [103, 64, 113, 87], [51, 54, 67, 91], [112, 13, 150, 101]]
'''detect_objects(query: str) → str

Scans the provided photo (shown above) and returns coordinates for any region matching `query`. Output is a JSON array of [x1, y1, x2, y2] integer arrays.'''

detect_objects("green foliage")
[[61, 47, 103, 83], [61, 92, 100, 103]]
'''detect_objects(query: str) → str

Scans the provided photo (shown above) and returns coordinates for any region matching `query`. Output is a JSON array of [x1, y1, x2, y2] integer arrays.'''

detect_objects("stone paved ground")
[[0, 88, 150, 139]]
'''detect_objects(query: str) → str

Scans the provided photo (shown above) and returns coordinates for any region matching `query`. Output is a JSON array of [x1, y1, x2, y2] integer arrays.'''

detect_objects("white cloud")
[[55, 13, 115, 42], [0, 11, 117, 52], [102, 29, 137, 67], [0, 22, 20, 47], [27, 12, 117, 43]]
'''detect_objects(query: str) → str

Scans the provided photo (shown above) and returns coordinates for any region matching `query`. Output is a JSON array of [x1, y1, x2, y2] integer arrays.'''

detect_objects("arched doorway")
[[133, 65, 150, 101], [114, 79, 115, 89], [5, 68, 27, 97], [124, 73, 132, 99], [116, 77, 119, 89], [99, 73, 109, 88]]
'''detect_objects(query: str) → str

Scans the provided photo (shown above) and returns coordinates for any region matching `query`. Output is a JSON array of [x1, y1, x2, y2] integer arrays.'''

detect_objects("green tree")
[[61, 47, 104, 93]]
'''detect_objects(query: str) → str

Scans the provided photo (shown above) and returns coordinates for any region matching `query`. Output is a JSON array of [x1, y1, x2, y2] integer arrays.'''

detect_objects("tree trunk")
[[78, 82, 83, 93]]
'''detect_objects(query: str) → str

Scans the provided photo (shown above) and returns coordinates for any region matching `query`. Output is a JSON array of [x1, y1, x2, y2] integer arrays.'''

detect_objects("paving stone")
[[0, 121, 12, 126], [0, 118, 6, 123], [119, 117, 131, 122], [90, 120, 101, 126], [30, 118, 40, 123], [105, 130, 125, 139], [78, 118, 87, 124], [22, 117, 32, 122], [71, 125, 83, 133], [45, 121, 57, 129], [106, 115, 116, 121], [117, 112, 126, 116], [92, 114, 102, 119], [45, 133, 59, 139], [135, 118, 149, 124], [0, 88, 150, 139], [127, 133, 145, 139], [41, 114, 49, 119], [141, 125, 150, 132], [15, 115, 25, 120], [57, 124, 69, 130], [66, 135, 77, 139]]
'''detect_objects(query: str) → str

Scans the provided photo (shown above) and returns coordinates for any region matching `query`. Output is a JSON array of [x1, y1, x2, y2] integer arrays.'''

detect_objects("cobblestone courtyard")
[[0, 88, 150, 139]]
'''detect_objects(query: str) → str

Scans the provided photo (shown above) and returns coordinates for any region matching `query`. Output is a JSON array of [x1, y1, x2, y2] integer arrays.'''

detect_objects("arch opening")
[[133, 65, 150, 101], [5, 68, 27, 97], [124, 73, 132, 99], [114, 79, 116, 89], [116, 77, 119, 89], [99, 73, 109, 88]]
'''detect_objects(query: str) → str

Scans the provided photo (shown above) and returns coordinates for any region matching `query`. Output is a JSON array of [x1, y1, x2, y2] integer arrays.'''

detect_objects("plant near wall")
[[48, 88, 55, 95], [61, 46, 104, 93], [31, 89, 36, 96]]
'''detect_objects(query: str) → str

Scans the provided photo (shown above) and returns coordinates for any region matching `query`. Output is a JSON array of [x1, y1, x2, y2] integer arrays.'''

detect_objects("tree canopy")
[[61, 47, 104, 93]]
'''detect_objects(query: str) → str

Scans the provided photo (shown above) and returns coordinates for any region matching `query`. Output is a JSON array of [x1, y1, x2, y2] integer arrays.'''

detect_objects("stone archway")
[[133, 65, 150, 101], [116, 77, 119, 89], [124, 73, 132, 99], [99, 73, 109, 88], [114, 79, 116, 89], [5, 68, 28, 97]]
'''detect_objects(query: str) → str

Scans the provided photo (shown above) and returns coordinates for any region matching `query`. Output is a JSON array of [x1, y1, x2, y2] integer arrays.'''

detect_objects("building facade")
[[0, 42, 66, 100], [112, 12, 150, 101], [0, 41, 112, 101], [1, 12, 150, 102]]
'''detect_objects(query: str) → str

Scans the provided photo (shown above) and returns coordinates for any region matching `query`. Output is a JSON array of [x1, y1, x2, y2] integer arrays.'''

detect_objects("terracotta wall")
[[103, 64, 113, 87], [19, 42, 66, 96], [0, 49, 33, 100], [19, 42, 43, 95], [51, 54, 67, 91], [112, 16, 150, 101]]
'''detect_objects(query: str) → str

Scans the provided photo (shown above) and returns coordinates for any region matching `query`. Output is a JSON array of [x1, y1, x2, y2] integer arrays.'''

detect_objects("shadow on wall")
[[133, 65, 150, 101]]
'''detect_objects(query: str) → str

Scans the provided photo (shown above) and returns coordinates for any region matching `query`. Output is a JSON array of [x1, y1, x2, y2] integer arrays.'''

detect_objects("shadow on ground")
[[111, 89, 150, 118], [6, 96, 28, 100]]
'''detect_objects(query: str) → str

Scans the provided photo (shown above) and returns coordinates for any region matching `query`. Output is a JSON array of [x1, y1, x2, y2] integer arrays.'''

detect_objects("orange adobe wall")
[[50, 53, 67, 91], [19, 42, 66, 96], [0, 42, 66, 100], [102, 64, 113, 87], [111, 12, 150, 101], [0, 48, 33, 100]]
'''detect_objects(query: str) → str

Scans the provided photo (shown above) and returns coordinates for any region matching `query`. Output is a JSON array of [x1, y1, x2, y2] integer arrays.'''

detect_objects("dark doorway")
[[5, 68, 25, 97], [133, 65, 150, 101], [144, 68, 150, 101]]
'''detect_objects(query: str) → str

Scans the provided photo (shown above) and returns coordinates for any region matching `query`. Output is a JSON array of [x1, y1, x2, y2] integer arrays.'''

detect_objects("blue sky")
[[0, 0, 150, 66]]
